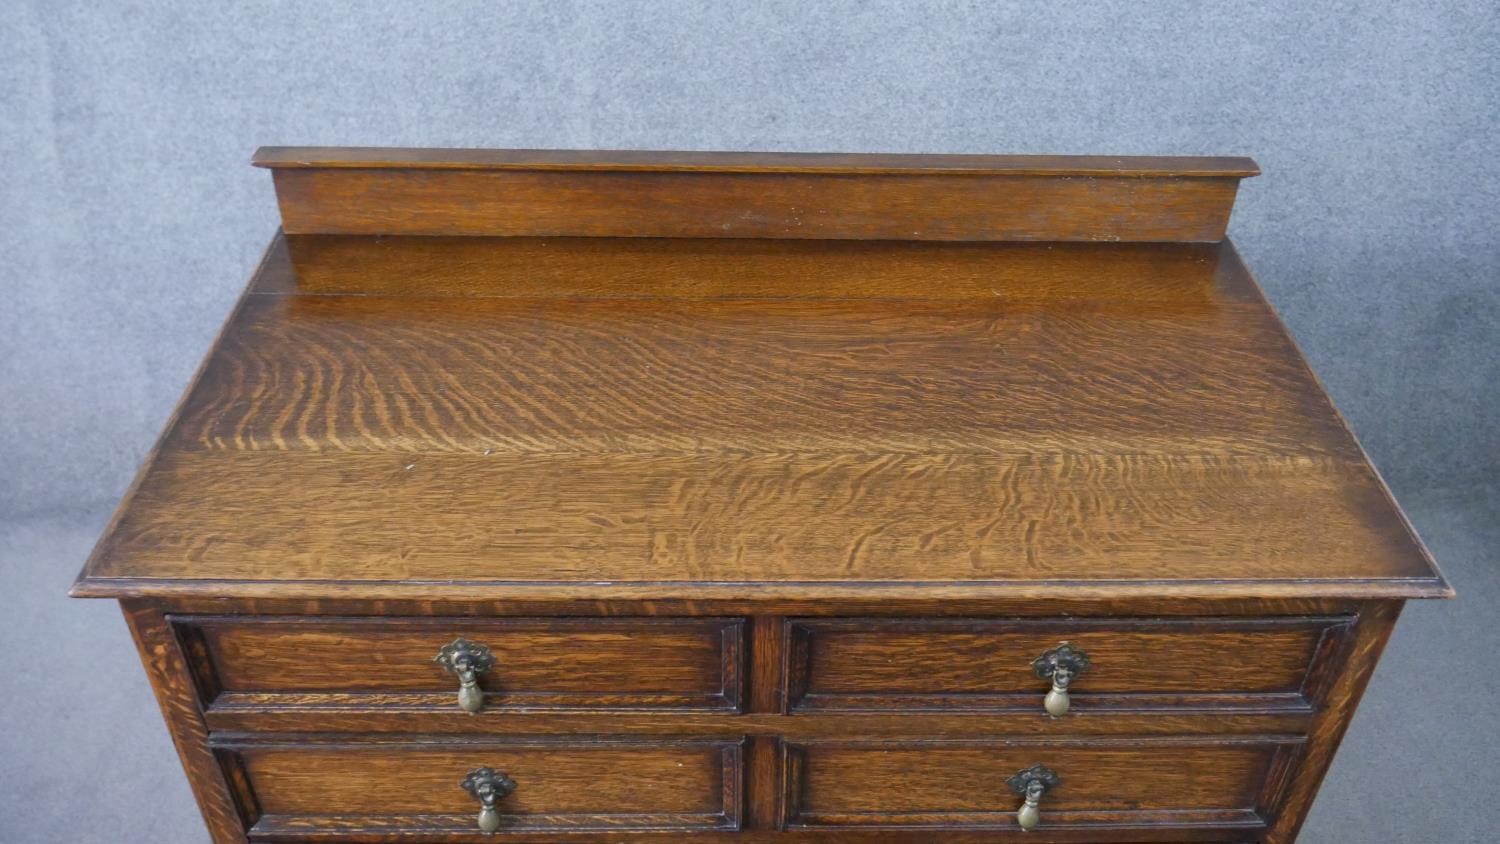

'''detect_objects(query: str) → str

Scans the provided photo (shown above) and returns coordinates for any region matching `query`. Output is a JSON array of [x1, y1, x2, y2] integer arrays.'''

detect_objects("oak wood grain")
[[214, 734, 744, 835], [1261, 601, 1401, 843], [273, 233, 1262, 300], [267, 170, 1244, 243], [73, 150, 1448, 844], [108, 595, 1379, 619], [784, 617, 1352, 713], [200, 707, 1314, 740], [81, 449, 1438, 597], [782, 735, 1298, 831], [174, 294, 1356, 459], [121, 602, 246, 844], [178, 615, 744, 713], [74, 236, 1445, 601], [256, 148, 1256, 243]]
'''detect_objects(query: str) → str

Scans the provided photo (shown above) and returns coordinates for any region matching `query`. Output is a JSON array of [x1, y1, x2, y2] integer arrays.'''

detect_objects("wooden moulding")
[[254, 147, 1259, 243]]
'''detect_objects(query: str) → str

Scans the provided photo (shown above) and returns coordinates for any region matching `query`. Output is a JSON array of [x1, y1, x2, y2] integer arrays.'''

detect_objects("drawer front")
[[215, 736, 745, 839], [782, 736, 1298, 837], [786, 616, 1352, 713], [177, 616, 745, 712]]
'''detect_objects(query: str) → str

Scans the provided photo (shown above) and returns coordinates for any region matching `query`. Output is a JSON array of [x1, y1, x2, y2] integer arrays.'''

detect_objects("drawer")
[[175, 616, 745, 713], [781, 736, 1300, 838], [785, 616, 1352, 714], [213, 735, 745, 840]]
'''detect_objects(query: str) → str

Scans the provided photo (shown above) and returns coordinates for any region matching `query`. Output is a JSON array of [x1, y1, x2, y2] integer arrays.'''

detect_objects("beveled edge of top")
[[69, 576, 1453, 602], [252, 146, 1262, 178]]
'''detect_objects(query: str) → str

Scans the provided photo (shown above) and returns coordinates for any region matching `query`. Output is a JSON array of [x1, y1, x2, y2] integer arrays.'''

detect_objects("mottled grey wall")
[[3, 0, 1496, 518]]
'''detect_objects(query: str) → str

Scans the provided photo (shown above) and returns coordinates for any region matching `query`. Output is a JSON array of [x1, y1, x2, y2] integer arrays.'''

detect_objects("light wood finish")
[[74, 150, 1447, 843]]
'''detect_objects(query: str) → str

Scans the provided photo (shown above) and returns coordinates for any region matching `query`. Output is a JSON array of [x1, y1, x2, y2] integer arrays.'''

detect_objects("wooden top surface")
[[74, 233, 1445, 601], [253, 146, 1261, 177]]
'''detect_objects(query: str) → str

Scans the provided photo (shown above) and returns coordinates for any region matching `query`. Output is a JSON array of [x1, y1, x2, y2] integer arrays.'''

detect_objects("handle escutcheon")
[[1032, 643, 1090, 718], [461, 766, 517, 834], [435, 638, 496, 714], [1007, 764, 1060, 831]]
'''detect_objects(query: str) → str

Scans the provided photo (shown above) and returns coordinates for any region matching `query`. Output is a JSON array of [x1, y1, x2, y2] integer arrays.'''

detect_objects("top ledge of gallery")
[[252, 146, 1262, 179]]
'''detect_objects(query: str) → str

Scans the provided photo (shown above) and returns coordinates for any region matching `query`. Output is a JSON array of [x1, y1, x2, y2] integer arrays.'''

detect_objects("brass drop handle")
[[435, 638, 496, 714], [461, 766, 516, 834], [1007, 764, 1060, 831], [1032, 643, 1090, 718]]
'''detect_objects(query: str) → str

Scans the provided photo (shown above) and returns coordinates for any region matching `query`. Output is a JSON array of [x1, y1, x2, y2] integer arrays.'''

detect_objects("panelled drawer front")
[[176, 616, 745, 713], [214, 735, 745, 840], [786, 616, 1352, 713], [782, 736, 1299, 837]]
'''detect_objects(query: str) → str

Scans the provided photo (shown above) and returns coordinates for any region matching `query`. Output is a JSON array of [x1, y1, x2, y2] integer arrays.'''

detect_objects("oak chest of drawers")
[[73, 147, 1450, 843]]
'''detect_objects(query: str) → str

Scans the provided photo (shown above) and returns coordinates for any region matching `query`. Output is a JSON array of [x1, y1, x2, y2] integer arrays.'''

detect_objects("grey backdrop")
[[3, 1, 1497, 842]]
